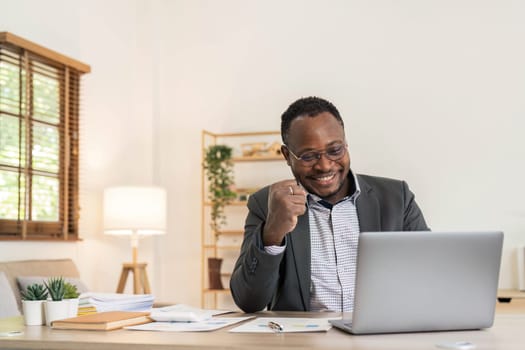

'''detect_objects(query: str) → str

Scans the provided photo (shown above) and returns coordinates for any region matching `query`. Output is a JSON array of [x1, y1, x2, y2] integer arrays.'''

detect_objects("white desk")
[[1, 303, 524, 350]]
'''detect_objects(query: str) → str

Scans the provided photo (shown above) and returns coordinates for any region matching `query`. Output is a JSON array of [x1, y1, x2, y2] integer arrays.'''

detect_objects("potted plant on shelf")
[[44, 277, 68, 326], [203, 144, 237, 233], [21, 283, 48, 326], [203, 144, 237, 290], [64, 281, 80, 317]]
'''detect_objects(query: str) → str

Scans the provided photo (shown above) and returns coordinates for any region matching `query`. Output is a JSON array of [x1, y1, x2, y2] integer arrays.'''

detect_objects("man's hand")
[[263, 179, 307, 246]]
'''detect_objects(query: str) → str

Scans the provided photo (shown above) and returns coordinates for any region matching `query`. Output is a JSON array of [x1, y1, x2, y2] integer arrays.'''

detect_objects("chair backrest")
[[1, 259, 80, 312]]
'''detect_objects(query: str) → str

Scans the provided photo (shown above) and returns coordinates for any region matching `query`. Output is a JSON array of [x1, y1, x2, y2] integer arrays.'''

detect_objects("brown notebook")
[[51, 311, 151, 331]]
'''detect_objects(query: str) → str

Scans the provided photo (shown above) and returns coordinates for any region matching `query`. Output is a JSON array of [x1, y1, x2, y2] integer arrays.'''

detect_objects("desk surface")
[[497, 288, 525, 299], [1, 301, 525, 350]]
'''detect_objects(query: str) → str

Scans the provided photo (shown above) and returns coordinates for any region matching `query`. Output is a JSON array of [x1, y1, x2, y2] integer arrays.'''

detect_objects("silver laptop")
[[330, 231, 503, 334]]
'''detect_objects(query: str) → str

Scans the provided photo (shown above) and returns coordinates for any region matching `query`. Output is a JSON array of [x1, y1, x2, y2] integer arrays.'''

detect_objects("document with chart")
[[229, 317, 333, 333]]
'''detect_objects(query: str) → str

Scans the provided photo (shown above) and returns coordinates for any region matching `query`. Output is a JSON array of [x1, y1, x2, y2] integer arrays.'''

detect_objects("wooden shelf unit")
[[201, 130, 285, 309]]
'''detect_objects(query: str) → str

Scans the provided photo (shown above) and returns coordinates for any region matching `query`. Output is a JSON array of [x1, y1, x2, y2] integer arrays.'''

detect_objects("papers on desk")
[[0, 316, 24, 337], [229, 317, 333, 333], [0, 331, 23, 337], [78, 292, 154, 314], [149, 304, 231, 322], [124, 304, 248, 332], [125, 317, 254, 332]]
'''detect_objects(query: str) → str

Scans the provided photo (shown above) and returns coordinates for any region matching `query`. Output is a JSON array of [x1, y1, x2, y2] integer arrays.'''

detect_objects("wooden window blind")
[[0, 32, 90, 241]]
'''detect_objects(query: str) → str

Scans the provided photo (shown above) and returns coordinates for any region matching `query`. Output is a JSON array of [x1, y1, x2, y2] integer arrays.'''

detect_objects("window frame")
[[0, 32, 90, 241]]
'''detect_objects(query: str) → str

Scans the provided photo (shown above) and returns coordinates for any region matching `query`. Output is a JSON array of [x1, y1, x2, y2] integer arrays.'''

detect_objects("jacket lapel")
[[288, 211, 310, 310], [356, 175, 382, 232]]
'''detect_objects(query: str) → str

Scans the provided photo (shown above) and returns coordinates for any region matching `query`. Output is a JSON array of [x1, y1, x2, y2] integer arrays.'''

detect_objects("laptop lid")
[[334, 231, 503, 335]]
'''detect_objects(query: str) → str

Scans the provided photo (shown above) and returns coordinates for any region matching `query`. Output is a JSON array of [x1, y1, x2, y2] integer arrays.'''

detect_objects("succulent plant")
[[63, 281, 80, 299], [21, 283, 49, 301], [44, 277, 65, 301]]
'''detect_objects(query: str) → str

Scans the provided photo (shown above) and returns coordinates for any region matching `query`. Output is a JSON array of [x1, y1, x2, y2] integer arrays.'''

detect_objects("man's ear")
[[281, 145, 292, 166]]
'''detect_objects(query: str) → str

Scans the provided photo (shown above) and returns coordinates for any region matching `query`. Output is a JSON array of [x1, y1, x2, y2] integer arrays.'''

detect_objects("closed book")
[[51, 311, 151, 331]]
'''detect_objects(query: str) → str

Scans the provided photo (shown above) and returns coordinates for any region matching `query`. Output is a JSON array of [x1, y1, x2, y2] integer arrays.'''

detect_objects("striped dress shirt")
[[309, 177, 361, 312], [264, 174, 361, 311]]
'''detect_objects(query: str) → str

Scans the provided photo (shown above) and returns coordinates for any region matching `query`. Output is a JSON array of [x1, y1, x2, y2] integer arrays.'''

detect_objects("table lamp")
[[103, 186, 167, 294]]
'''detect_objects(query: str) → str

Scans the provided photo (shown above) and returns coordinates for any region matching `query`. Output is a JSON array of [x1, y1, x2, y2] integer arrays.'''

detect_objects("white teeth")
[[316, 174, 334, 181]]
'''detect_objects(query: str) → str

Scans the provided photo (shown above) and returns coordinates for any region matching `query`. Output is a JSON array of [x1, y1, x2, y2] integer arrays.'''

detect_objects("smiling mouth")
[[311, 173, 336, 184]]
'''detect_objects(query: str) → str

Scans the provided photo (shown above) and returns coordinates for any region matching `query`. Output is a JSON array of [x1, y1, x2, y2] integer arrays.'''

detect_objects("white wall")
[[0, 0, 161, 294], [1, 0, 524, 307], [153, 0, 525, 305]]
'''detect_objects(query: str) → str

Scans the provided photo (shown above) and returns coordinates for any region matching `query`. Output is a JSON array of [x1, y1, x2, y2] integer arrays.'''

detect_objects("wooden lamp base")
[[116, 262, 151, 294]]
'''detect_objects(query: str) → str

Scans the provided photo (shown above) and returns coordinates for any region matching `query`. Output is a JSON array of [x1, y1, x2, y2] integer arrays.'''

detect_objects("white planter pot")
[[44, 300, 70, 326], [66, 298, 79, 317], [22, 300, 46, 326]]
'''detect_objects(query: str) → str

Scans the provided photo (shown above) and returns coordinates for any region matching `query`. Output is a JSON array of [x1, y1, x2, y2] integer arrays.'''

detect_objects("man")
[[230, 96, 429, 313]]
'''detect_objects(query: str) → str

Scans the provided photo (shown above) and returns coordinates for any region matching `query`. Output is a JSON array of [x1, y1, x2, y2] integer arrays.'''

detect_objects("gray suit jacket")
[[230, 174, 429, 313]]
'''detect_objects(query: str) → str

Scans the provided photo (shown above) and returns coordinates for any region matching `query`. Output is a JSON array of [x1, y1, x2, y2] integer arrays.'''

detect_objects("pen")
[[268, 321, 284, 332], [0, 331, 23, 337]]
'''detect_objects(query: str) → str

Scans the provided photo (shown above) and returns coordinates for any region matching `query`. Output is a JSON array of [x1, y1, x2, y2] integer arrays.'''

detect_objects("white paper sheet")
[[149, 304, 232, 322], [228, 317, 334, 333], [125, 316, 254, 332]]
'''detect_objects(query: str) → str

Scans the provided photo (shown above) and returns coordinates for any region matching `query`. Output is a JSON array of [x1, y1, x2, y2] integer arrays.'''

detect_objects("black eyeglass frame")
[[284, 143, 348, 166]]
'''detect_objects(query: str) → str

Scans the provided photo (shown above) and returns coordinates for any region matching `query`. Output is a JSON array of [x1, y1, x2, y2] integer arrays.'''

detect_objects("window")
[[0, 32, 90, 240]]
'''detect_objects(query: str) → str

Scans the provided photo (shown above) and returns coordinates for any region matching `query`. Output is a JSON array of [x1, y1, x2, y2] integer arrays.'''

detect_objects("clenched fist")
[[263, 179, 307, 246]]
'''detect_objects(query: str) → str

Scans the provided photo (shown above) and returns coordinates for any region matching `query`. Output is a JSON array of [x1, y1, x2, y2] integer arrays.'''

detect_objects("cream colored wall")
[[0, 0, 524, 308], [0, 0, 161, 295], [152, 0, 525, 305]]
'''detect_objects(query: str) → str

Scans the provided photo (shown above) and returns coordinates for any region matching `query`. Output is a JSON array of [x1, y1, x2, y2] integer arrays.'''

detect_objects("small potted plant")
[[21, 283, 48, 326], [64, 282, 80, 317], [44, 277, 68, 325]]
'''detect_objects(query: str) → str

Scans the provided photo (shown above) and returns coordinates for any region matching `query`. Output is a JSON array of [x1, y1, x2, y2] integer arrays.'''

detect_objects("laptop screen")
[[343, 231, 503, 334]]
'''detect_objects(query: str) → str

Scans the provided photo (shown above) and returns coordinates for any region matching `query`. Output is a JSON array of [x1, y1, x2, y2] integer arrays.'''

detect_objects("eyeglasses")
[[285, 143, 347, 166]]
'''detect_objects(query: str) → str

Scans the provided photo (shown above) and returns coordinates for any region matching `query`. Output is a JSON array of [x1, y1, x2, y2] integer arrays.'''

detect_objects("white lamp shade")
[[103, 186, 167, 236]]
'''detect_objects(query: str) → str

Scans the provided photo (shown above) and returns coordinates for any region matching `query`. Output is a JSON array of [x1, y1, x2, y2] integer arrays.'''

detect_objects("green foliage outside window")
[[0, 32, 88, 239], [0, 59, 60, 221]]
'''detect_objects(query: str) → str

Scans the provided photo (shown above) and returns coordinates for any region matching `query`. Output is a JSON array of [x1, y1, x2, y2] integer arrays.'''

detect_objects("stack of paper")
[[78, 293, 154, 315]]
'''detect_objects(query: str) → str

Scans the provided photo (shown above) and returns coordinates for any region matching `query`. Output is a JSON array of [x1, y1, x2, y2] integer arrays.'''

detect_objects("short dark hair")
[[281, 96, 344, 144]]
